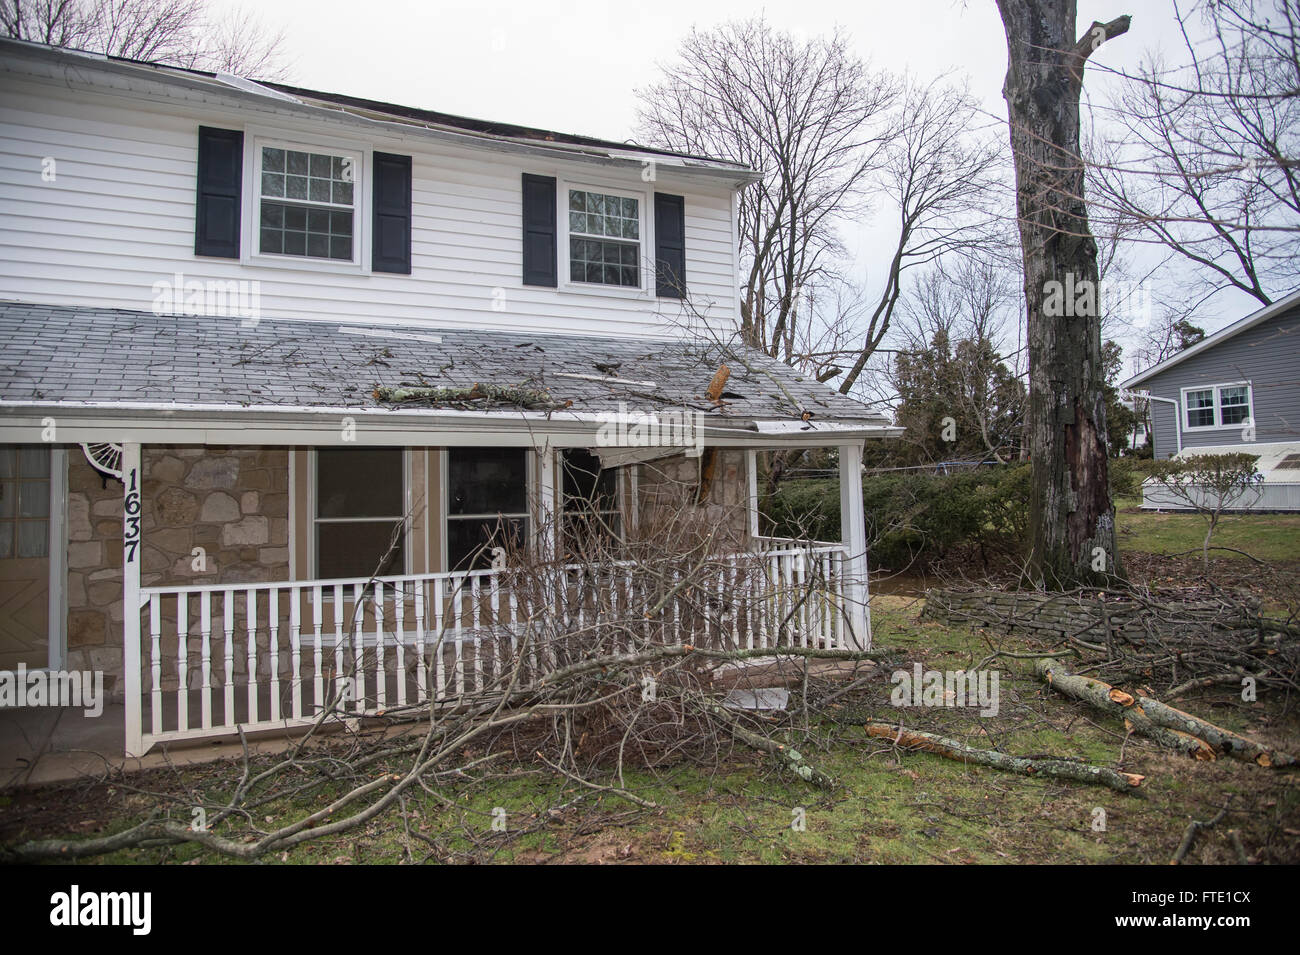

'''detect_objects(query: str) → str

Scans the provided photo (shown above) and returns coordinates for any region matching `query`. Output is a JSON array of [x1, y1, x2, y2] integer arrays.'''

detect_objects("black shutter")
[[194, 126, 243, 258], [654, 193, 686, 298], [372, 152, 413, 274], [521, 174, 557, 286]]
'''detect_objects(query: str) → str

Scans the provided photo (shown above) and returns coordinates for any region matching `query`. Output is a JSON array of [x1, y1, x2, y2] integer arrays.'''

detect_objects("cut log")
[[373, 383, 568, 410], [1035, 658, 1296, 767], [859, 721, 1145, 794], [1035, 657, 1215, 760], [1137, 696, 1296, 768]]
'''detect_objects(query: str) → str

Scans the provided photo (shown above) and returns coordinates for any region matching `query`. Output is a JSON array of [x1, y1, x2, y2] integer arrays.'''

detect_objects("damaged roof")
[[0, 302, 890, 431]]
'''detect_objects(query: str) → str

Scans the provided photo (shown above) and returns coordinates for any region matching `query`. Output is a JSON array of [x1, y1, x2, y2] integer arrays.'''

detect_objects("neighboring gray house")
[[1122, 288, 1300, 511]]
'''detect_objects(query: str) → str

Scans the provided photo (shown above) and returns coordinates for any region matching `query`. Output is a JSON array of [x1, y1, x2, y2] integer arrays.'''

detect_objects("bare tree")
[[636, 19, 899, 369], [888, 259, 1028, 464], [637, 20, 1002, 412], [834, 78, 1005, 395], [2, 0, 287, 78], [995, 0, 1130, 589], [1089, 0, 1300, 306]]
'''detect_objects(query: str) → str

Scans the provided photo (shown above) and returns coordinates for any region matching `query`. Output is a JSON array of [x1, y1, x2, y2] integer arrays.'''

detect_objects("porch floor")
[[0, 657, 875, 788], [0, 702, 349, 788]]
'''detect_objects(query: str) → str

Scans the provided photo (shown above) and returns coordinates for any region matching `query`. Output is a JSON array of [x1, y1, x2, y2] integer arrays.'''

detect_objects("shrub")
[[764, 464, 1031, 572]]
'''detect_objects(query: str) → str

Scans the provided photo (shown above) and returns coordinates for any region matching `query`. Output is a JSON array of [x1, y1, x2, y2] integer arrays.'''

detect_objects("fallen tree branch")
[[1171, 797, 1233, 865], [373, 383, 569, 410], [855, 721, 1145, 794], [1035, 658, 1296, 767]]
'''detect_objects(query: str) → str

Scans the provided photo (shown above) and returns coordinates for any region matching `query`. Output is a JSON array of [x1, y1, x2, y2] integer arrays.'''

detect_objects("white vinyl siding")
[[0, 73, 739, 340]]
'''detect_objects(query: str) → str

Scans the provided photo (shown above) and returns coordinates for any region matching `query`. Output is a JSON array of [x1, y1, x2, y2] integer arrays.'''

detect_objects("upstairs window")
[[1183, 383, 1253, 430], [1219, 385, 1251, 424], [258, 145, 357, 262], [1186, 388, 1216, 428], [568, 189, 640, 288]]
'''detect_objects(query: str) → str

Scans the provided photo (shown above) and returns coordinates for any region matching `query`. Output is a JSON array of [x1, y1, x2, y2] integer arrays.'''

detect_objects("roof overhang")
[[0, 39, 762, 189], [1122, 288, 1300, 389], [0, 401, 900, 449]]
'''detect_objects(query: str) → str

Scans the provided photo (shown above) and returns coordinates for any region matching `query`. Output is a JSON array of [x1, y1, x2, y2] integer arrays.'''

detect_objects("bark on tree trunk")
[[996, 0, 1129, 588]]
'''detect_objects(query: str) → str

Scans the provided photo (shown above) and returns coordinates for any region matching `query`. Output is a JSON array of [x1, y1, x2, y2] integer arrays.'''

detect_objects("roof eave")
[[1122, 287, 1300, 389], [0, 401, 899, 448], [0, 39, 761, 187]]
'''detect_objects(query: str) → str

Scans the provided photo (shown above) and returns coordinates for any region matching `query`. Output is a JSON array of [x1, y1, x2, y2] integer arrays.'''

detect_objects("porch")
[[0, 308, 895, 766], [125, 536, 854, 757]]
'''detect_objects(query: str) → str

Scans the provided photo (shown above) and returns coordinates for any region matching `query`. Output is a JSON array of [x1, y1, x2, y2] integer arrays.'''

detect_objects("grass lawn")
[[5, 595, 1296, 865], [1115, 493, 1300, 564]]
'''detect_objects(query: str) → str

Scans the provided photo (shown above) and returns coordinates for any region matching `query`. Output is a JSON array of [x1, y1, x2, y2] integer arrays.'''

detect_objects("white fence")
[[125, 542, 854, 756]]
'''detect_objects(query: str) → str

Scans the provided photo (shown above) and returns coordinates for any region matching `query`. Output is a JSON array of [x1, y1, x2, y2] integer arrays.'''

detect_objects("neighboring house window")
[[560, 449, 622, 558], [1219, 385, 1251, 424], [568, 188, 640, 288], [446, 448, 529, 571], [1182, 382, 1254, 430], [314, 448, 405, 579], [258, 145, 357, 261], [0, 446, 48, 559], [1186, 388, 1216, 428]]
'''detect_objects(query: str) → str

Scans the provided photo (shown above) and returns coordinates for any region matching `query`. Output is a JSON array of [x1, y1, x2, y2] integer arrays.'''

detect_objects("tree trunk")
[[996, 1, 1129, 588]]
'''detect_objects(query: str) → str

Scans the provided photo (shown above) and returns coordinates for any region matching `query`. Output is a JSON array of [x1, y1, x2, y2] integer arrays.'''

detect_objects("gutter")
[[0, 400, 897, 448]]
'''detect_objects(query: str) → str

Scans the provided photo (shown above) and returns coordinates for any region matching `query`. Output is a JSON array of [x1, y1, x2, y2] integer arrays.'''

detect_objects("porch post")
[[537, 443, 558, 561], [121, 442, 144, 758], [536, 444, 560, 628], [745, 449, 760, 540], [838, 441, 870, 649]]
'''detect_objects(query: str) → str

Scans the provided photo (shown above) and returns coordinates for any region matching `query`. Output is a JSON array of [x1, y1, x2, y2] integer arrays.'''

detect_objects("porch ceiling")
[[0, 302, 897, 447]]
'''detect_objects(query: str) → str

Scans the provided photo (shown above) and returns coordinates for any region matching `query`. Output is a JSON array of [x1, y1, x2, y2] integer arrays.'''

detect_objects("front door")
[[0, 446, 52, 670]]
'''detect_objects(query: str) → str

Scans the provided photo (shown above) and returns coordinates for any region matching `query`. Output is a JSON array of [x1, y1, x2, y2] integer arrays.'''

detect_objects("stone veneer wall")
[[637, 450, 748, 547], [65, 446, 289, 692]]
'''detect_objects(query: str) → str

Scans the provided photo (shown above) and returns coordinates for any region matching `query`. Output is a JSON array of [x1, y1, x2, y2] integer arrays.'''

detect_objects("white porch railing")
[[125, 541, 854, 756]]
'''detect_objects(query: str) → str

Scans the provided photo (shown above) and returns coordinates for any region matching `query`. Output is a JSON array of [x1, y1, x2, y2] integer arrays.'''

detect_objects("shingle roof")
[[0, 302, 888, 427]]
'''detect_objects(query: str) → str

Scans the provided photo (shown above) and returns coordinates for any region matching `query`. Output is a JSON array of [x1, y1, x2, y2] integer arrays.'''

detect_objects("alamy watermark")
[[151, 272, 261, 326], [890, 663, 1000, 717], [0, 664, 104, 717], [596, 402, 705, 458], [1042, 275, 1153, 324], [50, 885, 151, 935]]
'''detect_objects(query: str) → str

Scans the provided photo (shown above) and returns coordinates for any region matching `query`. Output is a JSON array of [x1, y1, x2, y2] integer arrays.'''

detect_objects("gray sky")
[[227, 0, 1262, 348]]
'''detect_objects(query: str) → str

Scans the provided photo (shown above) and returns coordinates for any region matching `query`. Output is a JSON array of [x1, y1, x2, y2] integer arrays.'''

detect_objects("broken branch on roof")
[[373, 383, 570, 411]]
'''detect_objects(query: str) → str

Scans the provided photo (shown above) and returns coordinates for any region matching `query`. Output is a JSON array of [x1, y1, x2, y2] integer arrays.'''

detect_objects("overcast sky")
[[222, 0, 1262, 348]]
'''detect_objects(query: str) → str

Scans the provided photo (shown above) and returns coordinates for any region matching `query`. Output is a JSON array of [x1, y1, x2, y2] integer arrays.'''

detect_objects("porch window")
[[314, 448, 405, 579], [258, 144, 357, 261], [0, 446, 49, 559], [446, 448, 529, 571], [568, 189, 640, 287], [1183, 382, 1253, 430], [560, 449, 622, 559]]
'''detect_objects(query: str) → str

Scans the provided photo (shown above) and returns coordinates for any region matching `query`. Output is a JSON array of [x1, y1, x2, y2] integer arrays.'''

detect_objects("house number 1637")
[[124, 467, 141, 564]]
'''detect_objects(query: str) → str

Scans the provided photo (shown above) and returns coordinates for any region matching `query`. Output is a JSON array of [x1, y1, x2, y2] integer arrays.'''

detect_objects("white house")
[[0, 38, 897, 759]]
